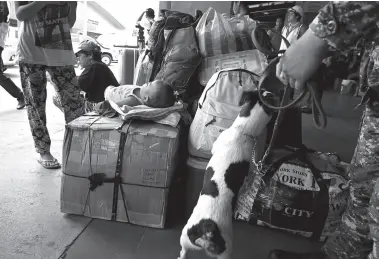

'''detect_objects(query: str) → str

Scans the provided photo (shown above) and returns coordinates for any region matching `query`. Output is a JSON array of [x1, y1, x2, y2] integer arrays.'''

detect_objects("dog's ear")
[[260, 91, 278, 114], [239, 91, 259, 106], [261, 91, 276, 105]]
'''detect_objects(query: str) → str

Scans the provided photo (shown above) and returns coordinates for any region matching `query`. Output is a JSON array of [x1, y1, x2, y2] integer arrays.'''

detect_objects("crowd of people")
[[5, 1, 379, 258]]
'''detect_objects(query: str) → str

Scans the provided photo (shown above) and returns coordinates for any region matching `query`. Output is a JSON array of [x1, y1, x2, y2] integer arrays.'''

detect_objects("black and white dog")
[[178, 90, 275, 259]]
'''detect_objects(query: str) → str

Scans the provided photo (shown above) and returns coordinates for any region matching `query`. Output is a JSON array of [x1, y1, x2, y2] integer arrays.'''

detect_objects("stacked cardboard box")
[[60, 115, 180, 228]]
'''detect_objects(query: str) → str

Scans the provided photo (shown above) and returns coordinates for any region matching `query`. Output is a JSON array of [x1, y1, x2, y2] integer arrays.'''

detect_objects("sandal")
[[38, 158, 61, 169]]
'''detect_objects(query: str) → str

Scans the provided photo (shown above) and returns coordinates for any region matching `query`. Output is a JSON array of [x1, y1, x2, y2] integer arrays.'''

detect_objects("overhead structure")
[[86, 1, 125, 30], [246, 1, 296, 23]]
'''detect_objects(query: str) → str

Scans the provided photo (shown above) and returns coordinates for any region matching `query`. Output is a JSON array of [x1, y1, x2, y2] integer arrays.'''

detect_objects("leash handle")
[[253, 25, 327, 129], [251, 24, 327, 168]]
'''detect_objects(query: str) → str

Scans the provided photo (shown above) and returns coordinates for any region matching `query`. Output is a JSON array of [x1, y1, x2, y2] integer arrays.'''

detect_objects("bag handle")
[[198, 68, 260, 109], [196, 7, 215, 32]]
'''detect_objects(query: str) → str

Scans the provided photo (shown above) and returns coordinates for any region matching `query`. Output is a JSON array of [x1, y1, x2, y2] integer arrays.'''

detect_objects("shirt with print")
[[17, 2, 76, 66]]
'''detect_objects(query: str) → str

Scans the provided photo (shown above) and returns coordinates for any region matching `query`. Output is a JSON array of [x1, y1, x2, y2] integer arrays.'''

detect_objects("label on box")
[[141, 168, 165, 185]]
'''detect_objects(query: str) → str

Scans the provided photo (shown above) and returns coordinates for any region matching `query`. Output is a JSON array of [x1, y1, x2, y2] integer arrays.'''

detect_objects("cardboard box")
[[61, 116, 180, 228], [198, 49, 268, 86], [61, 174, 169, 228]]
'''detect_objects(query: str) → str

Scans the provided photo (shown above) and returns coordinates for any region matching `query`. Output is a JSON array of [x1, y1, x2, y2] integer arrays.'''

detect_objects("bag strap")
[[253, 82, 293, 171]]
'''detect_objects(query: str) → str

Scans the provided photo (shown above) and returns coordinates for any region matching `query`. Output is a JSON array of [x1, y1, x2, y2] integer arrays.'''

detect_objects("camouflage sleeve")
[[367, 46, 379, 90], [369, 179, 379, 259], [309, 2, 379, 51]]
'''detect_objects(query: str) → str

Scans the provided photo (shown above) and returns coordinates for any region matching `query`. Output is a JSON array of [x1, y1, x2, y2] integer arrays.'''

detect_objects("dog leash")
[[250, 25, 328, 170], [252, 24, 327, 130]]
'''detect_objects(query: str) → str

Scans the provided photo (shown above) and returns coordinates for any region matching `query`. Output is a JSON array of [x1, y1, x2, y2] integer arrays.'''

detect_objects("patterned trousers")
[[323, 106, 379, 259], [19, 62, 85, 154], [53, 94, 95, 114]]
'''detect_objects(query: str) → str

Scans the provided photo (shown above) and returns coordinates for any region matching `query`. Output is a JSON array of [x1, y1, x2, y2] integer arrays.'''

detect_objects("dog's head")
[[187, 219, 226, 256], [239, 90, 275, 116], [234, 90, 275, 136]]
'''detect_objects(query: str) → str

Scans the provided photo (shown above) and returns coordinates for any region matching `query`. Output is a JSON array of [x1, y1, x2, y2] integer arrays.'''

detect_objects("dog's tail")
[[190, 219, 226, 256]]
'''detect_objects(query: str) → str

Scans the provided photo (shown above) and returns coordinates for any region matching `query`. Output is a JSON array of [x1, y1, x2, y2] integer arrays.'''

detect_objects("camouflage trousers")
[[323, 106, 379, 259]]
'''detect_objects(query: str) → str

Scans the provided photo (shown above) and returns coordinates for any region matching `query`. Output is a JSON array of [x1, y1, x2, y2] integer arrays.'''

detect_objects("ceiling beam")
[[86, 1, 125, 30]]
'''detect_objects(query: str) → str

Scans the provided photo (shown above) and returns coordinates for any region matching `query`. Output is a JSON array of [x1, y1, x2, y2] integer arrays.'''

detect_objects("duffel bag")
[[234, 145, 349, 241]]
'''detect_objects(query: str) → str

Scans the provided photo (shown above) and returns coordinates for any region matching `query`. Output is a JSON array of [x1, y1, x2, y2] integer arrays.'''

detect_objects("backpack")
[[146, 9, 203, 101], [188, 68, 262, 159], [153, 26, 202, 100], [148, 10, 201, 78]]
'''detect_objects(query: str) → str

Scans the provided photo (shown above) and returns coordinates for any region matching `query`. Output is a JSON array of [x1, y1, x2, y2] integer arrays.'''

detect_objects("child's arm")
[[114, 96, 142, 107], [15, 2, 54, 21]]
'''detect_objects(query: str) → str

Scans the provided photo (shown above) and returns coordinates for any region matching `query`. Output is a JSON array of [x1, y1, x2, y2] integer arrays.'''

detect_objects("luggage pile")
[[60, 9, 204, 228], [61, 7, 347, 239]]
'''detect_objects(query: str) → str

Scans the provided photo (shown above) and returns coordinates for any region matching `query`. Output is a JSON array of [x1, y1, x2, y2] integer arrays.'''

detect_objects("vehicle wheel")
[[101, 54, 112, 66]]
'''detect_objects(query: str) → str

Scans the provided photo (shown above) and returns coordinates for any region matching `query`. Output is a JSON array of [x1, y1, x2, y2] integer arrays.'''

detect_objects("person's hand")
[[276, 29, 329, 90]]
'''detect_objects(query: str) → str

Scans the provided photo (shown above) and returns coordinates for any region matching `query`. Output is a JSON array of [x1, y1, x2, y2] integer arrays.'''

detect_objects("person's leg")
[[46, 65, 85, 124], [19, 62, 60, 168], [269, 106, 379, 259], [0, 72, 25, 109], [0, 46, 25, 109]]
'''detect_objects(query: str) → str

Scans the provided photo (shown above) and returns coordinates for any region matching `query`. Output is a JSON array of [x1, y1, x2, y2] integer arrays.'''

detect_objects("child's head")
[[140, 80, 175, 108]]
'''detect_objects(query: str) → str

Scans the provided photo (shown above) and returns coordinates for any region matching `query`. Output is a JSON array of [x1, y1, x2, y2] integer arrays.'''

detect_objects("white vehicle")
[[72, 34, 120, 66]]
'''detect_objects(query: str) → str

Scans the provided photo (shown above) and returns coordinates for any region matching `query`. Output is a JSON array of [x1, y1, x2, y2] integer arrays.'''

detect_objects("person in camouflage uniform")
[[269, 2, 379, 259]]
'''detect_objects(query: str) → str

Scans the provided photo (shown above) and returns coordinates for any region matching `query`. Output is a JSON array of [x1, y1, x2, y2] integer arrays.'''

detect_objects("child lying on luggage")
[[104, 79, 176, 108]]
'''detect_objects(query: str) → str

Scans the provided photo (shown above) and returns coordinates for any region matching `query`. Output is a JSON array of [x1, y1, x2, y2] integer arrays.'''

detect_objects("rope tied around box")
[[81, 119, 133, 222]]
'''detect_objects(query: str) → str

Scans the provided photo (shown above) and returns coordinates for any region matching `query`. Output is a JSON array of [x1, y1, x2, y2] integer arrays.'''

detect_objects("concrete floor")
[[0, 66, 362, 259]]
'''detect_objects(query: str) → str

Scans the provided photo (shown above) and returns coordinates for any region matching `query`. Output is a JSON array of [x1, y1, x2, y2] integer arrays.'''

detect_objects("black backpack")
[[147, 9, 202, 80]]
